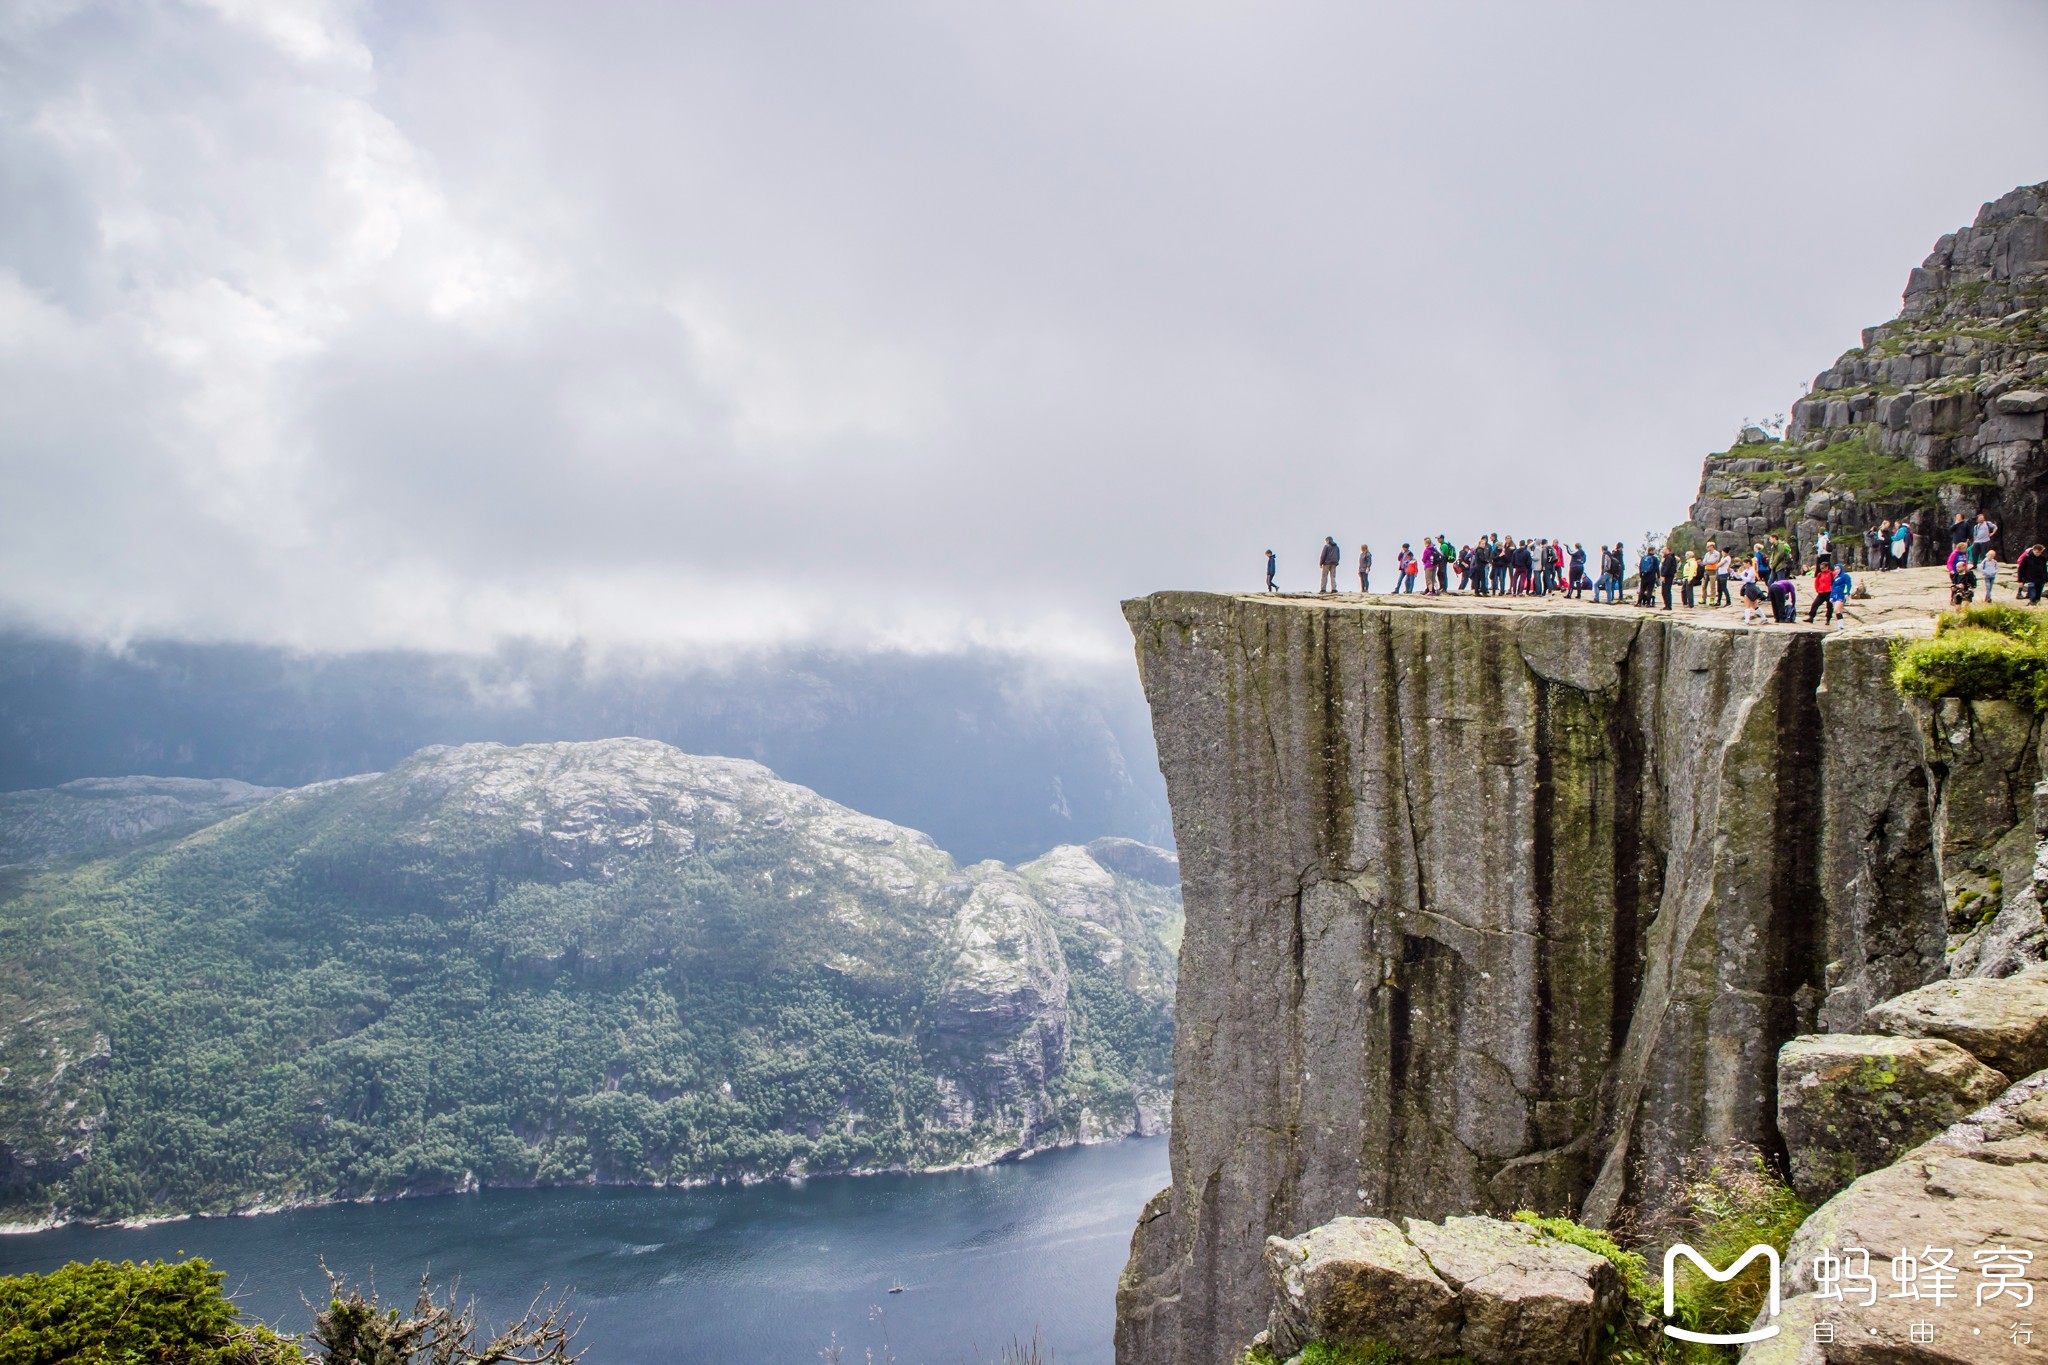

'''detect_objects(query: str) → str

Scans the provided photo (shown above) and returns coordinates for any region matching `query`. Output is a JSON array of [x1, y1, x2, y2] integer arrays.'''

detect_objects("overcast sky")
[[2, 1, 2044, 660]]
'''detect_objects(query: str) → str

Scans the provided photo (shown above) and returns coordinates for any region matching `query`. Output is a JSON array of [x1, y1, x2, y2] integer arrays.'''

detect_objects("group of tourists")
[[1275, 532, 1855, 626], [1264, 508, 2048, 624], [1926, 511, 2048, 606]]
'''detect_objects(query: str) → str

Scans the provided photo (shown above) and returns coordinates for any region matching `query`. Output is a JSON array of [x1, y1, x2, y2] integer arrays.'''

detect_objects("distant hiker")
[[1980, 549, 2000, 600], [1599, 543, 1625, 603], [1420, 539, 1440, 596], [1680, 548, 1700, 608], [1437, 535, 1455, 594], [2020, 544, 2048, 604], [1807, 562, 1836, 625], [1973, 511, 1999, 565], [1702, 541, 1729, 607], [1740, 566, 1765, 624], [1832, 566, 1852, 616], [1769, 576, 1796, 623], [1568, 543, 1587, 598], [1319, 537, 1341, 593], [1470, 539, 1492, 596], [1265, 550, 1278, 592], [1814, 527, 1832, 565], [1950, 512, 1972, 562], [1636, 548, 1659, 606], [1659, 547, 1678, 611], [1867, 522, 1887, 570], [1358, 544, 1372, 593], [1891, 520, 1912, 568], [1396, 543, 1417, 593], [1947, 543, 1977, 606]]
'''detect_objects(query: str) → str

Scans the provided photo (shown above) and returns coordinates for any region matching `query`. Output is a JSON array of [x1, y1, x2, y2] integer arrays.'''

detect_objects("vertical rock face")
[[1114, 594, 1948, 1365]]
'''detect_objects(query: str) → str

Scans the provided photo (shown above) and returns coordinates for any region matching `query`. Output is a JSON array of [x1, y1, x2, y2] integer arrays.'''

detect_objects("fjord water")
[[0, 1138, 1168, 1364]]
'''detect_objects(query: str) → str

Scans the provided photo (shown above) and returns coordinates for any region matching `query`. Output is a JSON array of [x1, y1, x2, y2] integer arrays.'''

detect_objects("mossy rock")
[[1777, 1033, 2009, 1204]]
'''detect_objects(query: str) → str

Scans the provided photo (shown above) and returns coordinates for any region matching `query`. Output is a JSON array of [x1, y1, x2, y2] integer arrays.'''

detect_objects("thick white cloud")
[[3, 0, 2045, 655]]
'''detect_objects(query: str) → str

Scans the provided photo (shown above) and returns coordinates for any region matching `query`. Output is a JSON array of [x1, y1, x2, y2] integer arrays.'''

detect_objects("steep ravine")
[[1113, 595, 1947, 1365]]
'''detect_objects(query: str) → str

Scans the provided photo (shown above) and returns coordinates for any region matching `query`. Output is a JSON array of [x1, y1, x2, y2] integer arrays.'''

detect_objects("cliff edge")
[[1113, 593, 1954, 1364]]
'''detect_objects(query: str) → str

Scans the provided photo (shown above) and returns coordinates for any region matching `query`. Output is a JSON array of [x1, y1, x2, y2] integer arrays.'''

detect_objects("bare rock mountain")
[[1687, 182, 2048, 562]]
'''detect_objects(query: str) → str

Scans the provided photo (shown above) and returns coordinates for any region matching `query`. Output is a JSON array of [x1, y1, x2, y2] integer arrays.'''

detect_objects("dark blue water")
[[0, 1139, 1168, 1364]]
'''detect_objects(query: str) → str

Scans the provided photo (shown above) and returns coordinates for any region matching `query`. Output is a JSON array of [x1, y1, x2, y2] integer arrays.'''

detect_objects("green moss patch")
[[1893, 606, 2048, 709]]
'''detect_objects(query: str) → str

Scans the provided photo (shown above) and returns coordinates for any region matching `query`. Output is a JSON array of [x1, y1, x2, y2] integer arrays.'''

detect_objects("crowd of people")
[[1263, 511, 2048, 626]]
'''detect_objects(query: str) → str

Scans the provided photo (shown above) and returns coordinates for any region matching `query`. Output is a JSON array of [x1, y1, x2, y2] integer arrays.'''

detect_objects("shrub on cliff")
[[0, 1258, 299, 1365], [1662, 1149, 1809, 1346], [1892, 605, 2048, 709]]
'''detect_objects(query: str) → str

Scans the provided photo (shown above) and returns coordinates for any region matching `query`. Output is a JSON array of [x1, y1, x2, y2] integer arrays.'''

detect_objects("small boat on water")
[[888, 1285, 906, 1294]]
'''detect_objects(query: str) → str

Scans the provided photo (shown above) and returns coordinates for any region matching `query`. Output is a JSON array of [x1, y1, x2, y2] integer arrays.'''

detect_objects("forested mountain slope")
[[0, 740, 1179, 1227]]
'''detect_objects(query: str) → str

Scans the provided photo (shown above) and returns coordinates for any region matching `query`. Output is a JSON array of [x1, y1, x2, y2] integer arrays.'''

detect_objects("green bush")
[[1660, 1148, 1809, 1354], [1238, 1342, 1470, 1365], [0, 1258, 299, 1365], [1892, 626, 2047, 704], [1893, 599, 2048, 709], [1935, 603, 2044, 640]]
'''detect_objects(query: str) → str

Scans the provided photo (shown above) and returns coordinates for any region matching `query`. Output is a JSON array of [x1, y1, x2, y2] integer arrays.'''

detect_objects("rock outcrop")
[[0, 775, 278, 866], [1777, 1034, 2008, 1204], [1687, 182, 2048, 564], [1260, 1213, 1622, 1365], [1753, 1070, 2048, 1365], [1113, 593, 1949, 1365], [1863, 964, 2048, 1079]]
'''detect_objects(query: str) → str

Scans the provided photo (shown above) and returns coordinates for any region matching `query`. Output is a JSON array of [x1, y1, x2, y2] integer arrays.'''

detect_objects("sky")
[[2, 1, 2045, 662]]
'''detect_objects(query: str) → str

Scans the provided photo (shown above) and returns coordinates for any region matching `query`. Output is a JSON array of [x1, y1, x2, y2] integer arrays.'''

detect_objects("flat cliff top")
[[1142, 565, 1963, 638]]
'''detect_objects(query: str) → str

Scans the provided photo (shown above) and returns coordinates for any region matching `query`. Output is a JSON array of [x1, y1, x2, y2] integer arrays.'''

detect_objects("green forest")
[[0, 743, 1177, 1226]]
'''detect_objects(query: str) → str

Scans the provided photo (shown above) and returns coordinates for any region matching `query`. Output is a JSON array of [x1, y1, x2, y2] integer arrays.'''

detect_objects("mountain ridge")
[[0, 739, 1179, 1229]]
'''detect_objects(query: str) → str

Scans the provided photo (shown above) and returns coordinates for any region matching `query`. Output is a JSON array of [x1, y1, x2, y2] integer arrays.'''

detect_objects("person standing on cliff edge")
[[1265, 549, 1278, 593], [1318, 537, 1340, 593], [1357, 544, 1372, 593]]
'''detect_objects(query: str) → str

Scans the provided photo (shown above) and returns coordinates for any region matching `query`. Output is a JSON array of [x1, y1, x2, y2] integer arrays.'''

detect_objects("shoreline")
[[0, 1119, 1166, 1240]]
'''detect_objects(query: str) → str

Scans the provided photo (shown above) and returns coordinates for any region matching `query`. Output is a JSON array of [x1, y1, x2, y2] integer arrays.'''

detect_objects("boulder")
[[1263, 1214, 1627, 1364], [1994, 388, 2048, 415], [1406, 1216, 1624, 1364], [1777, 1034, 2009, 1203], [1263, 1217, 1460, 1361], [1756, 1071, 2048, 1364], [1864, 964, 2048, 1076]]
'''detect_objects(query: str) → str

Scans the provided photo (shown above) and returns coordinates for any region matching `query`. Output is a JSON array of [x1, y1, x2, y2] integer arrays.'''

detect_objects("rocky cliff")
[[1112, 593, 1957, 1365], [1687, 182, 2047, 562]]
